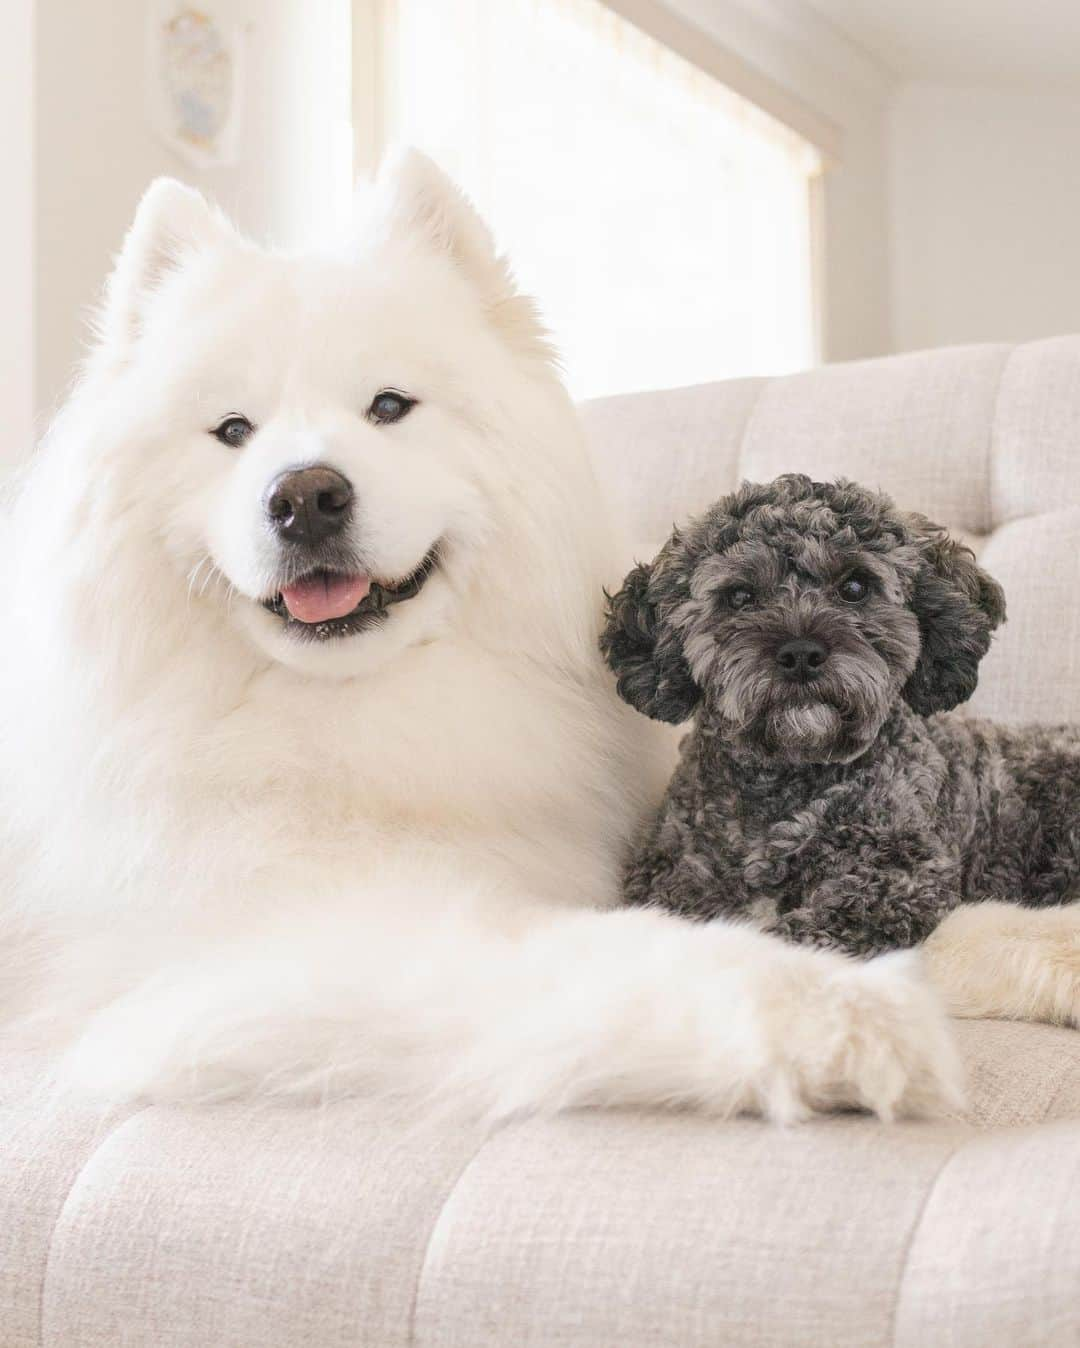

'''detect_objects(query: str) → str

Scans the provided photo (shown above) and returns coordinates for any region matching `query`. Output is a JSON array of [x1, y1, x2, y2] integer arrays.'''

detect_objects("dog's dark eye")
[[368, 390, 417, 424], [211, 415, 255, 448], [838, 573, 872, 603], [725, 586, 755, 611]]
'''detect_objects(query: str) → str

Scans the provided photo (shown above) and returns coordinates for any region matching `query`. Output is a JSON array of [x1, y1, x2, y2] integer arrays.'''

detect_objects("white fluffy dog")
[[3, 150, 1040, 1123]]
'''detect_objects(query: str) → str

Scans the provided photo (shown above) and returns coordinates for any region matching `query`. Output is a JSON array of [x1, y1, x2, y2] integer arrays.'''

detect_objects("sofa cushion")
[[738, 344, 1011, 536], [992, 337, 1080, 525], [2, 1020, 1078, 1348], [971, 506, 1080, 722], [581, 377, 760, 546]]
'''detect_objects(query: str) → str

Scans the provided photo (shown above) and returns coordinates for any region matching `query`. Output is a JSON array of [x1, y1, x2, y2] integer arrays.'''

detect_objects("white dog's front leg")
[[924, 901, 1080, 1026], [63, 906, 962, 1122]]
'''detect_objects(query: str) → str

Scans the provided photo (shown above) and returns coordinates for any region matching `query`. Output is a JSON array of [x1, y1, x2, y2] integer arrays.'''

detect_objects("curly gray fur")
[[601, 474, 1080, 958]]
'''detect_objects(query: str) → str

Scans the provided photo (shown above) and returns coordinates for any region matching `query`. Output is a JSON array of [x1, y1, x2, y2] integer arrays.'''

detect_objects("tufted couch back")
[[581, 336, 1080, 726]]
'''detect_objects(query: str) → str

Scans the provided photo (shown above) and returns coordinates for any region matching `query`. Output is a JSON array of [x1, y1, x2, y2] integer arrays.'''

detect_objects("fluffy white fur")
[[0, 151, 972, 1123]]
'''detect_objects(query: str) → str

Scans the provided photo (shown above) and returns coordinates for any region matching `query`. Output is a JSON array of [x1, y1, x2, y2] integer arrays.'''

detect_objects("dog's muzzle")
[[255, 462, 441, 641]]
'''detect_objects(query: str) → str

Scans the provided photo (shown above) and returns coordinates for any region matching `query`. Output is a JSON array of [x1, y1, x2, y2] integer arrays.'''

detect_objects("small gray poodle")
[[601, 473, 1080, 957]]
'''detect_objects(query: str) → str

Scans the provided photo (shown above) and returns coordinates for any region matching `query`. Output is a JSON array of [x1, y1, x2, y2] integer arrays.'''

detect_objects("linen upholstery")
[[2, 1024, 1079, 1348], [4, 337, 1080, 1346]]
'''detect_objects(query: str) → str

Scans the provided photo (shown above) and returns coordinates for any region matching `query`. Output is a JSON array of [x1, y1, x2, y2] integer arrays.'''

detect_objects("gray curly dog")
[[601, 473, 1080, 957]]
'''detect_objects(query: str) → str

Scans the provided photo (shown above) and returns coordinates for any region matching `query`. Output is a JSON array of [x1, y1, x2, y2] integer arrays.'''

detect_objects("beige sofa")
[[3, 337, 1080, 1347]]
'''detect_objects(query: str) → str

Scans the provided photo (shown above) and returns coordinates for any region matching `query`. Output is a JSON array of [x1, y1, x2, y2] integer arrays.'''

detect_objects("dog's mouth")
[[260, 547, 440, 641], [754, 682, 888, 764]]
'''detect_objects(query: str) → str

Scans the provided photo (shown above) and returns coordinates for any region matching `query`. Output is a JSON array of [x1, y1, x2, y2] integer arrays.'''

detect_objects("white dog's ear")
[[369, 148, 552, 359], [371, 149, 499, 288], [96, 178, 234, 364]]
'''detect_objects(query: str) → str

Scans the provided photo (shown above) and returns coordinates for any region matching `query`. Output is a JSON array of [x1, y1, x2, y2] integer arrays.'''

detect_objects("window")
[[358, 0, 823, 399]]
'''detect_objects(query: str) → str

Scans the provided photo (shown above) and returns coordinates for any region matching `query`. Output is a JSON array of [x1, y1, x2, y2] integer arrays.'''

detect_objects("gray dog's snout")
[[265, 466, 353, 546], [776, 638, 829, 680]]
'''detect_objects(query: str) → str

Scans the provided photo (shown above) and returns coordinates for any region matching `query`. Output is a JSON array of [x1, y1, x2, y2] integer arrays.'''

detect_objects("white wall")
[[890, 84, 1080, 353], [33, 0, 351, 429], [1, 0, 35, 464]]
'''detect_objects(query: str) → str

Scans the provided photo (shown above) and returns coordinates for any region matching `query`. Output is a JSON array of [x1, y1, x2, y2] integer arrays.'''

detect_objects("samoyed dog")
[[0, 150, 988, 1122]]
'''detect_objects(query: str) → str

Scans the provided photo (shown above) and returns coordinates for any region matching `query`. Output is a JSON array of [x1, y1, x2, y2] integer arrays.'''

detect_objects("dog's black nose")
[[776, 638, 829, 680], [265, 466, 353, 546]]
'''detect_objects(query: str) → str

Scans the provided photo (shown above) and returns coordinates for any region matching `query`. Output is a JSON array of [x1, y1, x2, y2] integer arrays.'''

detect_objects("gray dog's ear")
[[600, 562, 700, 724], [902, 519, 1006, 715]]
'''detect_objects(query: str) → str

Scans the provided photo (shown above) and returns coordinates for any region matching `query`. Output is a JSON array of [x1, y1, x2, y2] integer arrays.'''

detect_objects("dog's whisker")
[[186, 557, 211, 606], [197, 564, 219, 600]]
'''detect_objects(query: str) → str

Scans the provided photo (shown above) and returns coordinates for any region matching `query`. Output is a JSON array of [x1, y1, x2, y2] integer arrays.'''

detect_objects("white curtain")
[[377, 0, 822, 399]]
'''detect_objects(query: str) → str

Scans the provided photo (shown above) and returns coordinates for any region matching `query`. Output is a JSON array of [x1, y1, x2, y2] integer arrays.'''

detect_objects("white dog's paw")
[[753, 947, 964, 1123], [924, 901, 1080, 1027]]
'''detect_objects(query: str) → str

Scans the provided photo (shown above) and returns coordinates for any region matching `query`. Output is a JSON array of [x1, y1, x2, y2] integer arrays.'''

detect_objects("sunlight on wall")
[[378, 0, 821, 398]]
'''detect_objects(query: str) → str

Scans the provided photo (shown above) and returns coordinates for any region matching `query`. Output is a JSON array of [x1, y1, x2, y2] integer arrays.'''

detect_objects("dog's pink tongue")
[[280, 574, 370, 623]]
